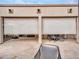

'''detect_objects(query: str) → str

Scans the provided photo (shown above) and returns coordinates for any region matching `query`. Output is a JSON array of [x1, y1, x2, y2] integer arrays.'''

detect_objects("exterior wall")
[[77, 17, 79, 42], [0, 7, 78, 17], [0, 17, 3, 43], [0, 5, 78, 43]]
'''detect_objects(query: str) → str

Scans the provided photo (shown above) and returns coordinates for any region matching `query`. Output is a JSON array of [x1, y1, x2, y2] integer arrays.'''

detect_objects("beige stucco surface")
[[0, 4, 78, 43], [0, 17, 3, 43], [0, 7, 78, 17]]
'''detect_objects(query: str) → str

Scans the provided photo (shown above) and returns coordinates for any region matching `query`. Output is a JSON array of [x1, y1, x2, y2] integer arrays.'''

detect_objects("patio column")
[[0, 17, 3, 44], [77, 17, 79, 43], [38, 14, 42, 43]]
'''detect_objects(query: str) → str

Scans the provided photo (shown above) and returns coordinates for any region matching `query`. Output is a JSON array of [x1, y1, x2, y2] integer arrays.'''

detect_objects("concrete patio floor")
[[0, 39, 40, 59], [0, 39, 79, 59], [43, 39, 79, 59]]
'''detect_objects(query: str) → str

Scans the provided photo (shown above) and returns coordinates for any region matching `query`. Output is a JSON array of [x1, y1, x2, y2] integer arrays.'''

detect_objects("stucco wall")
[[0, 5, 78, 43], [0, 7, 78, 17], [0, 17, 3, 43]]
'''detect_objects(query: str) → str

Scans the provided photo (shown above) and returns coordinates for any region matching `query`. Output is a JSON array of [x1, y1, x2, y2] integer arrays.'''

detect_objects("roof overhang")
[[0, 4, 78, 7]]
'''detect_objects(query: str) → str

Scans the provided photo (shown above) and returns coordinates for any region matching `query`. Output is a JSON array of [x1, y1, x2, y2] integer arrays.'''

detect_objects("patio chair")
[[34, 44, 61, 59]]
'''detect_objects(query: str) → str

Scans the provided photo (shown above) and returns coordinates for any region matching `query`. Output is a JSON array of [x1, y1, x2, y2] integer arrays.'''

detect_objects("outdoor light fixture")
[[8, 9, 14, 14], [67, 8, 72, 13], [37, 9, 41, 14]]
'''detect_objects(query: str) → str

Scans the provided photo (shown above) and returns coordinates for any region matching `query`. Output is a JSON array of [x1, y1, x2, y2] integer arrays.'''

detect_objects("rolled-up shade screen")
[[4, 18, 38, 34]]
